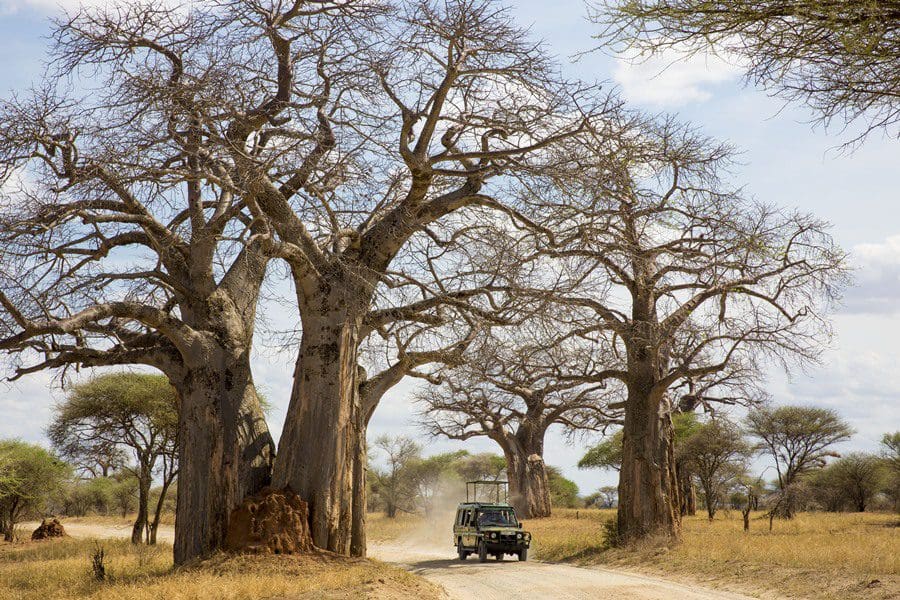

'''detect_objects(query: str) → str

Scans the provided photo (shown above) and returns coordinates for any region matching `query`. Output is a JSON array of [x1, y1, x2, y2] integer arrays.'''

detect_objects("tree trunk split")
[[132, 465, 151, 545]]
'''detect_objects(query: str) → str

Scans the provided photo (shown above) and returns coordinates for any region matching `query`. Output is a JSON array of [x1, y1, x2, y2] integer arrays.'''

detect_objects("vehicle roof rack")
[[466, 480, 509, 504]]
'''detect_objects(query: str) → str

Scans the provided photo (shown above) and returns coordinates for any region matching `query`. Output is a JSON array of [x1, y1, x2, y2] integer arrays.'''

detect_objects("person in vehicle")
[[476, 509, 517, 527]]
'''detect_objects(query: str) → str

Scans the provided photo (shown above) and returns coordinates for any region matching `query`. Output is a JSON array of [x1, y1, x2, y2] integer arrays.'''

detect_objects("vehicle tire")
[[517, 548, 528, 562], [478, 540, 487, 563], [457, 541, 467, 561]]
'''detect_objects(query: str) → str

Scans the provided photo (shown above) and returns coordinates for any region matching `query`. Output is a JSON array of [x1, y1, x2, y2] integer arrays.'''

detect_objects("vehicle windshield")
[[476, 509, 517, 527]]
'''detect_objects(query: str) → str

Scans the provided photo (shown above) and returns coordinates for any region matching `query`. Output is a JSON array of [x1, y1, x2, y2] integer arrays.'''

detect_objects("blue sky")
[[0, 0, 898, 493]]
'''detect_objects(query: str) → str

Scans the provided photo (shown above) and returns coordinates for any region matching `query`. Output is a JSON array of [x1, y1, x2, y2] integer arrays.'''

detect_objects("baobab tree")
[[522, 119, 848, 544], [593, 0, 900, 142], [419, 323, 618, 518], [216, 0, 616, 555], [0, 0, 370, 562]]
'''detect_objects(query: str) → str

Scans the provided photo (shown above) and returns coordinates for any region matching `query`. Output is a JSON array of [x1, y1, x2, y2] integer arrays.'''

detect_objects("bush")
[[547, 467, 580, 508]]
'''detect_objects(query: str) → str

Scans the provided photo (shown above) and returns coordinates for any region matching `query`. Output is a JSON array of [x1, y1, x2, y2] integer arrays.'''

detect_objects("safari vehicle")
[[452, 481, 531, 562]]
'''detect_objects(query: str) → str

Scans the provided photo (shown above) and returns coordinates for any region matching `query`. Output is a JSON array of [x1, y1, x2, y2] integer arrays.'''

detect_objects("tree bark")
[[705, 488, 717, 521], [505, 437, 552, 519], [149, 470, 175, 545], [173, 358, 274, 565], [349, 409, 368, 557], [131, 463, 151, 545], [272, 309, 363, 554], [617, 379, 681, 545], [2, 498, 19, 542]]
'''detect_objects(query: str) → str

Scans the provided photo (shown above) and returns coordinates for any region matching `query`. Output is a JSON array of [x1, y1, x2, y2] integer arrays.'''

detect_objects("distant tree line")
[[580, 405, 900, 525]]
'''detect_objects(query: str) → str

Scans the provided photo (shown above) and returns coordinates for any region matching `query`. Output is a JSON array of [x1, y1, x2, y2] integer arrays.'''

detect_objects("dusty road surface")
[[39, 521, 755, 599], [369, 542, 754, 600]]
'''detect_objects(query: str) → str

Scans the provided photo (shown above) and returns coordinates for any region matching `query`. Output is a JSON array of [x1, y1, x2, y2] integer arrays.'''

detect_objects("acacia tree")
[[419, 324, 617, 518], [369, 435, 421, 518], [0, 440, 70, 541], [881, 432, 900, 510], [48, 373, 178, 544], [809, 453, 885, 512], [593, 0, 900, 141], [677, 418, 749, 520], [747, 405, 853, 516], [523, 120, 848, 543]]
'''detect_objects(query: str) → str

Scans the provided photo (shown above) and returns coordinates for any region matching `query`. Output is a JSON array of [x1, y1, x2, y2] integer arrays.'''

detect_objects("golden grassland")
[[369, 508, 900, 600], [0, 537, 442, 600]]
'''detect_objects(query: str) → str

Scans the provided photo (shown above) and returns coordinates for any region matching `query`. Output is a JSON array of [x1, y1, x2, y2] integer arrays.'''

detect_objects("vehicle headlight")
[[517, 533, 523, 539], [490, 532, 497, 539]]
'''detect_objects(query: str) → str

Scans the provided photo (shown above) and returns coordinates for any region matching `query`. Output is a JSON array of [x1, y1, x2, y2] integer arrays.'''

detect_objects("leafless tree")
[[419, 318, 619, 519], [519, 118, 848, 544], [228, 0, 617, 555], [0, 0, 327, 561], [592, 0, 900, 143]]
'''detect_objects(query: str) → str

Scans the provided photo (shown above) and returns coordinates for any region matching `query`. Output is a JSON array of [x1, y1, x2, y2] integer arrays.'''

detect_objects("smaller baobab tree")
[[523, 117, 849, 544], [747, 405, 853, 517], [419, 322, 618, 518], [48, 372, 178, 544]]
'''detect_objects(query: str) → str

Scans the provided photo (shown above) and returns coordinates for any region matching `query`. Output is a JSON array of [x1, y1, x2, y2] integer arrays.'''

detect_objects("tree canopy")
[[47, 372, 178, 544], [593, 0, 900, 142], [0, 440, 70, 541]]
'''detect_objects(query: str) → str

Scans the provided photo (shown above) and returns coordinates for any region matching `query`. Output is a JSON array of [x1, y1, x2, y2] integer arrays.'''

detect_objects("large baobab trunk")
[[617, 379, 681, 545], [504, 433, 552, 519], [173, 358, 274, 565], [272, 309, 364, 554]]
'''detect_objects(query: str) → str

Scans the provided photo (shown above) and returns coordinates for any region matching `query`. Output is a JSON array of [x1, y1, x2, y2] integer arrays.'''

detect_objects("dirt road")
[[43, 522, 754, 600], [368, 542, 754, 600]]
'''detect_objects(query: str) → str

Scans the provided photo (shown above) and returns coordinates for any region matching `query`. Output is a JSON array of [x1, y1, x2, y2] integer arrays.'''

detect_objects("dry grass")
[[367, 512, 428, 543], [367, 507, 900, 599], [533, 508, 900, 600], [0, 537, 442, 600]]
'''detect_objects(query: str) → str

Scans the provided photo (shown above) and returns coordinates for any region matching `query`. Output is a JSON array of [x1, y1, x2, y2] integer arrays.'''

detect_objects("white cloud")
[[613, 45, 743, 107], [842, 234, 900, 315]]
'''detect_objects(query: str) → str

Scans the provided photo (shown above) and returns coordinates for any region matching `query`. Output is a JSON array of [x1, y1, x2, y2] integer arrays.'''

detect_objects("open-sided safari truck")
[[452, 481, 532, 562]]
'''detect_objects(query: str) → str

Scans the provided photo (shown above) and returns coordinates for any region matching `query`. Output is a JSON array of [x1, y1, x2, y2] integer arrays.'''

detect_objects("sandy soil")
[[30, 521, 756, 600]]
